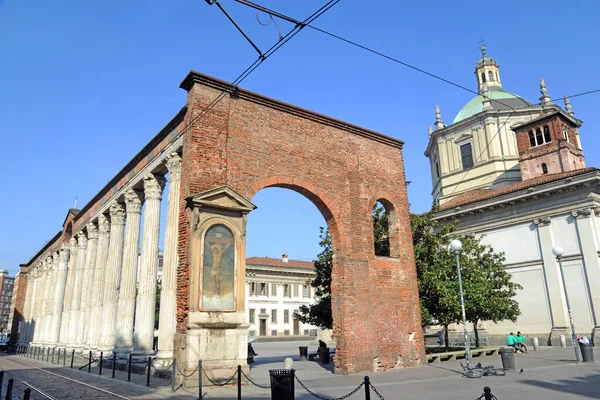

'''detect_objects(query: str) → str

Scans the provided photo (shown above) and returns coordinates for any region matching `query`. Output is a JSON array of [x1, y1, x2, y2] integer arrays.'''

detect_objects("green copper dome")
[[453, 90, 531, 124]]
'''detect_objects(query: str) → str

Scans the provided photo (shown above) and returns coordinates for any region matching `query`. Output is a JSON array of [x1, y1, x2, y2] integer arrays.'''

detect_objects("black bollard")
[[88, 351, 92, 373], [23, 388, 31, 400], [6, 378, 13, 400], [171, 359, 176, 393], [198, 360, 203, 400], [99, 352, 103, 376], [112, 352, 116, 379], [364, 376, 371, 400], [51, 348, 55, 364], [70, 349, 75, 368], [484, 386, 493, 400], [237, 365, 241, 400], [0, 370, 4, 396], [147, 357, 151, 386], [127, 354, 132, 382]]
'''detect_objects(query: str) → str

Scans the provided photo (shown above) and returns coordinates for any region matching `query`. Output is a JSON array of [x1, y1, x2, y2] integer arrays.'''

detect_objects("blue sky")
[[1, 0, 599, 274]]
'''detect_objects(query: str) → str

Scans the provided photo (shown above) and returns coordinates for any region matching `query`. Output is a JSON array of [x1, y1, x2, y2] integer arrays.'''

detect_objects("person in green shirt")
[[515, 331, 528, 353], [506, 332, 519, 352]]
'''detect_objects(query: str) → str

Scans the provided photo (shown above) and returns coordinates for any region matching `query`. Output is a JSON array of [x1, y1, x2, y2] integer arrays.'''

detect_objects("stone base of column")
[[548, 327, 571, 346], [156, 350, 173, 360], [175, 313, 249, 388], [113, 347, 133, 358]]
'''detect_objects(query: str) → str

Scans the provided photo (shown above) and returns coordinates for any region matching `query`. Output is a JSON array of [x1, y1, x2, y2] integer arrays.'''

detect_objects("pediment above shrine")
[[188, 185, 257, 213]]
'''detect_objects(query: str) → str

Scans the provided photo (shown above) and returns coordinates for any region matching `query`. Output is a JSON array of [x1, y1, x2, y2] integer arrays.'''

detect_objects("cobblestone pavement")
[[3, 342, 600, 399]]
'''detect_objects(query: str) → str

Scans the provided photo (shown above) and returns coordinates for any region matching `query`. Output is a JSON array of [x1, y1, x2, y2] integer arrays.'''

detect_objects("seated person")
[[506, 332, 520, 352], [515, 331, 528, 353]]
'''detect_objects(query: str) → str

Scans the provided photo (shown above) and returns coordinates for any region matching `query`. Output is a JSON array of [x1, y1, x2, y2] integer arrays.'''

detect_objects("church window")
[[563, 125, 569, 142], [481, 72, 486, 83], [435, 161, 440, 179], [460, 143, 474, 169], [542, 163, 548, 174], [528, 130, 536, 147], [543, 125, 551, 143], [535, 128, 544, 146], [488, 71, 494, 81]]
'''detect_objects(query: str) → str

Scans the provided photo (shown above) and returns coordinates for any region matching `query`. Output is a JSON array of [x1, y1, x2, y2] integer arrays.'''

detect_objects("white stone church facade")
[[426, 47, 600, 344]]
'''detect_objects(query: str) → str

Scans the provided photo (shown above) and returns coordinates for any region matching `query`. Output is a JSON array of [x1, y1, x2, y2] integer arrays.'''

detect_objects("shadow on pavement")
[[521, 369, 600, 398]]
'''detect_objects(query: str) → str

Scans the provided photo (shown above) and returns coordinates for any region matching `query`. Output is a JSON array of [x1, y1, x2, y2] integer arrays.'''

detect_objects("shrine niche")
[[185, 185, 256, 384]]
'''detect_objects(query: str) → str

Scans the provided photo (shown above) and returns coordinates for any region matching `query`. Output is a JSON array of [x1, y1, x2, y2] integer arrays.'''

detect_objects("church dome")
[[453, 89, 531, 124]]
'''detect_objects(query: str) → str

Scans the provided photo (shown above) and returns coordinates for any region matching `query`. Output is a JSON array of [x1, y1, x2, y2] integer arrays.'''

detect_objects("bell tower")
[[475, 44, 502, 94]]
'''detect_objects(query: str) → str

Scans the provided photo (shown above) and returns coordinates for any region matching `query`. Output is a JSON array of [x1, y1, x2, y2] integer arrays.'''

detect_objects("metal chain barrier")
[[295, 375, 364, 400], [176, 363, 199, 378], [151, 359, 174, 373], [202, 369, 237, 386], [240, 369, 271, 389], [370, 381, 385, 400]]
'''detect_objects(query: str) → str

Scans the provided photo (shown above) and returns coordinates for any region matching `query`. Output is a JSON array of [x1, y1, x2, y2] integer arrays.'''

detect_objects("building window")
[[260, 282, 267, 296], [250, 282, 256, 296], [542, 163, 548, 174], [271, 283, 277, 296], [304, 329, 309, 336], [303, 285, 309, 298], [284, 310, 290, 323], [543, 125, 551, 143], [488, 71, 493, 81], [249, 330, 255, 337], [271, 330, 277, 336], [460, 143, 474, 169], [435, 161, 440, 179], [284, 330, 290, 336], [271, 309, 277, 323], [481, 72, 486, 83], [260, 308, 266, 314], [283, 284, 290, 298], [249, 309, 255, 323], [563, 126, 570, 142], [528, 130, 536, 147]]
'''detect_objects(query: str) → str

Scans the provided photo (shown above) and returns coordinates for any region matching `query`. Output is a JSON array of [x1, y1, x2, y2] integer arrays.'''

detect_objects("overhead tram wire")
[[180, 0, 342, 140]]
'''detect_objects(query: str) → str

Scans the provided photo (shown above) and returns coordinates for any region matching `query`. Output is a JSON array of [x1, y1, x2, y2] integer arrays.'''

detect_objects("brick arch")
[[247, 175, 343, 254]]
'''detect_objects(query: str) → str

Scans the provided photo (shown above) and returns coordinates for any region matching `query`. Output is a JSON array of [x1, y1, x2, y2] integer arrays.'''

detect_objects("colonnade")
[[20, 152, 182, 359]]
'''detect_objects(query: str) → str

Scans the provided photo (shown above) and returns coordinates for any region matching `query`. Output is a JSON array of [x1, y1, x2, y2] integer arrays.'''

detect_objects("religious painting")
[[202, 224, 235, 311]]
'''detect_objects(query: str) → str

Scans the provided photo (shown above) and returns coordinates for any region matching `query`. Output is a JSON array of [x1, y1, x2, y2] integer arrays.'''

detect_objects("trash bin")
[[319, 348, 330, 365], [299, 346, 308, 362], [580, 342, 595, 363], [499, 347, 516, 371], [269, 369, 295, 400]]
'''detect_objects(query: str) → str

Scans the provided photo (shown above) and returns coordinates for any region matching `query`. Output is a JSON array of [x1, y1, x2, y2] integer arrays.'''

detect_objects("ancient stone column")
[[77, 223, 98, 347], [157, 153, 182, 360], [41, 254, 57, 344], [114, 189, 143, 355], [98, 203, 126, 352], [133, 174, 165, 356], [59, 238, 78, 346], [48, 244, 70, 345], [67, 231, 88, 347], [31, 261, 46, 345], [89, 214, 110, 350], [22, 269, 38, 343]]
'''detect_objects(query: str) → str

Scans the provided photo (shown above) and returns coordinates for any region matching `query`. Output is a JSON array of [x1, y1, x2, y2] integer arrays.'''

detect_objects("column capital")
[[124, 189, 144, 214], [533, 216, 551, 226], [98, 214, 110, 234], [143, 173, 165, 200], [109, 203, 126, 225], [52, 251, 60, 264], [69, 236, 78, 250], [572, 208, 593, 219], [166, 153, 182, 180], [59, 245, 70, 263], [86, 222, 99, 240], [77, 231, 88, 248]]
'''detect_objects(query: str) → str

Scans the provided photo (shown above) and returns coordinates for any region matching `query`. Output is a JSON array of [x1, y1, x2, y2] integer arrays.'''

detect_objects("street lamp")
[[552, 246, 582, 363], [450, 239, 473, 368]]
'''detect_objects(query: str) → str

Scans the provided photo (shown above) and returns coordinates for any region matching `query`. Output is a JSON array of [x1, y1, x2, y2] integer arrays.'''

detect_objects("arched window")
[[563, 125, 569, 142], [488, 71, 494, 81], [202, 224, 235, 311], [535, 128, 544, 146], [481, 72, 486, 83], [543, 125, 551, 143], [373, 201, 390, 257], [542, 163, 548, 174], [528, 130, 536, 147]]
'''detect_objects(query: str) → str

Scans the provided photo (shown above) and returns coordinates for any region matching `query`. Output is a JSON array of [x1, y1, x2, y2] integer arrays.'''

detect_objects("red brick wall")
[[175, 72, 425, 373]]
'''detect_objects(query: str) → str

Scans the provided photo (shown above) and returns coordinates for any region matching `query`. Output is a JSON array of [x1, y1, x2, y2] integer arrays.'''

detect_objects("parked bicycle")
[[461, 362, 506, 378]]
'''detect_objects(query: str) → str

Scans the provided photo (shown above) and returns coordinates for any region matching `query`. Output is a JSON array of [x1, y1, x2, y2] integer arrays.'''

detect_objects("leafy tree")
[[298, 227, 333, 329], [373, 202, 390, 256]]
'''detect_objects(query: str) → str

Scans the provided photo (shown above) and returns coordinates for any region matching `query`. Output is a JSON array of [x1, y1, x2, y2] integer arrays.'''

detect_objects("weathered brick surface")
[[175, 72, 425, 373]]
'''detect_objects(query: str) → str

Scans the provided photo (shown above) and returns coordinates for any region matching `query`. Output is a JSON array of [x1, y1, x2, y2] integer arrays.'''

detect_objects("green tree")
[[373, 202, 390, 256], [298, 227, 333, 329]]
